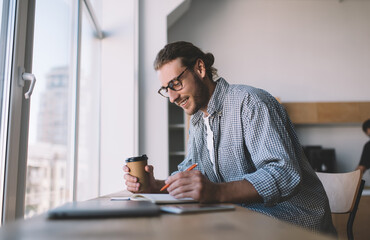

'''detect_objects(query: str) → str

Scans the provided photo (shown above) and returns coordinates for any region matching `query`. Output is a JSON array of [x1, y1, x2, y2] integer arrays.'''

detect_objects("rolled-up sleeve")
[[242, 101, 301, 206]]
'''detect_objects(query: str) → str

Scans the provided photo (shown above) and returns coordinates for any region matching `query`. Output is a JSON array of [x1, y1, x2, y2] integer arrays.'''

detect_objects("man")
[[356, 119, 370, 175], [124, 41, 335, 234]]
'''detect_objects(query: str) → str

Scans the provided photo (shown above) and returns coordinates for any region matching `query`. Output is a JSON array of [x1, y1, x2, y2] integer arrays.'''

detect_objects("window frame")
[[0, 0, 16, 224], [1, 0, 36, 224]]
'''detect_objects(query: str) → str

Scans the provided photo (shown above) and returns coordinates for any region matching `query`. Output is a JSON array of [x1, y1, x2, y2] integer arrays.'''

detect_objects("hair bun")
[[204, 53, 215, 66]]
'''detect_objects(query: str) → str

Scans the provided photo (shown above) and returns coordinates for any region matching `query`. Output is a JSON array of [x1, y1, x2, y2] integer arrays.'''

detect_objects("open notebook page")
[[111, 194, 196, 204]]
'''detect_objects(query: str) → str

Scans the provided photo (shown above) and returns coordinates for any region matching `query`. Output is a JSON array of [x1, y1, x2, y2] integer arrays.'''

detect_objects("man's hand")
[[165, 170, 220, 203], [165, 170, 263, 204], [123, 165, 164, 193]]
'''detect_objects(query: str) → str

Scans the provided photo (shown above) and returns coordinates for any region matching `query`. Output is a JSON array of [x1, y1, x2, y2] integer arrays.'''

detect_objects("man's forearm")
[[217, 180, 263, 204]]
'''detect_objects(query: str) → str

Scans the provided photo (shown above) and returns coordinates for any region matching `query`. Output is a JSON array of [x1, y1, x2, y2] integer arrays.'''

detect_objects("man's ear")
[[195, 59, 206, 79]]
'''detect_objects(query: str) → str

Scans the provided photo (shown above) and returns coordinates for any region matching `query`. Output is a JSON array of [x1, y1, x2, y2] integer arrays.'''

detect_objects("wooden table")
[[0, 192, 334, 240]]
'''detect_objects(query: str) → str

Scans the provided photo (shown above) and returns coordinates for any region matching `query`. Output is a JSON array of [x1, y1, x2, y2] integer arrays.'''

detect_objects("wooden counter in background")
[[282, 102, 370, 124]]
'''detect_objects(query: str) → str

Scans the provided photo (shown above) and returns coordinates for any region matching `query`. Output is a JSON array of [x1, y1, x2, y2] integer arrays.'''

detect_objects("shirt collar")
[[191, 77, 229, 125]]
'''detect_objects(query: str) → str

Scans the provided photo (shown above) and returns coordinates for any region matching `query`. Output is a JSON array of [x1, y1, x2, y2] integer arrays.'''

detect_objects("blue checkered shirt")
[[174, 78, 335, 234]]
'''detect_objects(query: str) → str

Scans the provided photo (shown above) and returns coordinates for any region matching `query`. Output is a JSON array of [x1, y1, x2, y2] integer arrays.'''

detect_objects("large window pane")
[[25, 0, 74, 218], [77, 2, 101, 201]]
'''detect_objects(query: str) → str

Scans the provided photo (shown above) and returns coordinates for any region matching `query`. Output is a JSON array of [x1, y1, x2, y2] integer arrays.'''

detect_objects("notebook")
[[111, 194, 197, 204], [47, 199, 160, 219], [160, 204, 235, 214]]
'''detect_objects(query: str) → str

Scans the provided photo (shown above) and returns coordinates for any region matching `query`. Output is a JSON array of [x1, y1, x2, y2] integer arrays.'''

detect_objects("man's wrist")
[[216, 182, 226, 202]]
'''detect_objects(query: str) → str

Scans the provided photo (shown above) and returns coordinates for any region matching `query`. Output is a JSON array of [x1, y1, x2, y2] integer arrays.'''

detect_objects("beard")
[[185, 72, 211, 116]]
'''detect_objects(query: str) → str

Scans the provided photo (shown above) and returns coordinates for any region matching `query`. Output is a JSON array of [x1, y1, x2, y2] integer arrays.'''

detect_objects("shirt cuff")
[[243, 170, 281, 206]]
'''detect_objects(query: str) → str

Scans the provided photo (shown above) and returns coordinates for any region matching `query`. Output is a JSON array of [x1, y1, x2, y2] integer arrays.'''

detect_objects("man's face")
[[158, 58, 210, 115]]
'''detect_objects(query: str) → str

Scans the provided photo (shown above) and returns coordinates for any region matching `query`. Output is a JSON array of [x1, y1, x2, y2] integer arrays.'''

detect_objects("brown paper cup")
[[126, 154, 148, 192]]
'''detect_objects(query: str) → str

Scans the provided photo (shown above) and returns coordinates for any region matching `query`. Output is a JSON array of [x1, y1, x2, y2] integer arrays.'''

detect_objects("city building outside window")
[[24, 0, 101, 218]]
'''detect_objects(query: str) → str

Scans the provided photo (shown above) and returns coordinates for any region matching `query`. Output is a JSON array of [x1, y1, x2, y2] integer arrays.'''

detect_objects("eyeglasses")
[[158, 68, 188, 98]]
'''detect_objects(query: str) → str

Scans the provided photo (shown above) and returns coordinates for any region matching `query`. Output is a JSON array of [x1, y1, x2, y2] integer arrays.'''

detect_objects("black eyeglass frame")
[[157, 68, 188, 98]]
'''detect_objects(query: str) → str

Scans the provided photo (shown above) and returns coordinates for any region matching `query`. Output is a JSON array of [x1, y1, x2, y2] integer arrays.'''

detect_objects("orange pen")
[[160, 163, 198, 192]]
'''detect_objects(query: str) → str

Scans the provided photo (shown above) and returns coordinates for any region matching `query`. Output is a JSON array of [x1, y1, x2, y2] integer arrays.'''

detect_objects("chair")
[[316, 170, 365, 240]]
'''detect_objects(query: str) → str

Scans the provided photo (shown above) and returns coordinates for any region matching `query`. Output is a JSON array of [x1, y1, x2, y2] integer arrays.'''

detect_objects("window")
[[77, 0, 101, 201], [0, 0, 18, 223], [24, 0, 75, 218], [0, 0, 137, 224], [24, 0, 102, 217]]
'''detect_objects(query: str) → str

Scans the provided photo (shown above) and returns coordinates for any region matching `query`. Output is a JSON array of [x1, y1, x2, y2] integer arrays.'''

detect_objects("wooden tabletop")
[[0, 191, 334, 240]]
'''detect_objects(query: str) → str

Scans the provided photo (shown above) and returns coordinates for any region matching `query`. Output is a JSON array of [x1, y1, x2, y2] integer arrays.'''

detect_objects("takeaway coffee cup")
[[125, 154, 148, 192]]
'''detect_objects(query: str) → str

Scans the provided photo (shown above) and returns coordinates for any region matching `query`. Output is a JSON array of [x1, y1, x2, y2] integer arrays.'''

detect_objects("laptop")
[[47, 200, 160, 219]]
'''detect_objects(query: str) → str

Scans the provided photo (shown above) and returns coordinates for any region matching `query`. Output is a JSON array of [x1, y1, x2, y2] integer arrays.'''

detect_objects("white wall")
[[138, 0, 187, 180], [168, 0, 370, 184], [96, 0, 188, 196], [99, 0, 137, 195]]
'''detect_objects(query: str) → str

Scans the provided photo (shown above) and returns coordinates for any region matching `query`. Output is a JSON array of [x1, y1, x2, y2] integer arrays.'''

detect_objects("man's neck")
[[200, 79, 217, 118]]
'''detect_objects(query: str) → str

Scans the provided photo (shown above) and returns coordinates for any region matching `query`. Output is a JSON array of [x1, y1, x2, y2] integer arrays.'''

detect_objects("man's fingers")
[[126, 186, 140, 192], [171, 188, 194, 199], [124, 173, 138, 183], [145, 165, 153, 173], [126, 180, 140, 189], [166, 170, 201, 184], [124, 175, 140, 193], [166, 170, 207, 201], [167, 177, 193, 192], [122, 165, 130, 172], [165, 171, 185, 184], [168, 182, 193, 196]]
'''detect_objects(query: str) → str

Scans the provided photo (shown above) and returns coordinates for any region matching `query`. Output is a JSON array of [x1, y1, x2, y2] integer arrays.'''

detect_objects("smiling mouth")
[[177, 97, 189, 108]]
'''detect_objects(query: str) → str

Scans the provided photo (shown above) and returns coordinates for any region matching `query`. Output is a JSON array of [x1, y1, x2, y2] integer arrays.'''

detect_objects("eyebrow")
[[162, 68, 186, 88]]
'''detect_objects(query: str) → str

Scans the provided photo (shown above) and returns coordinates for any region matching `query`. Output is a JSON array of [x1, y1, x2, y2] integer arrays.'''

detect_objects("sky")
[[29, 0, 72, 143]]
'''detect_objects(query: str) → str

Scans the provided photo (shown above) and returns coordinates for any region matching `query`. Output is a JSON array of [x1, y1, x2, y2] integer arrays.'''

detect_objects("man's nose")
[[168, 89, 180, 103]]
